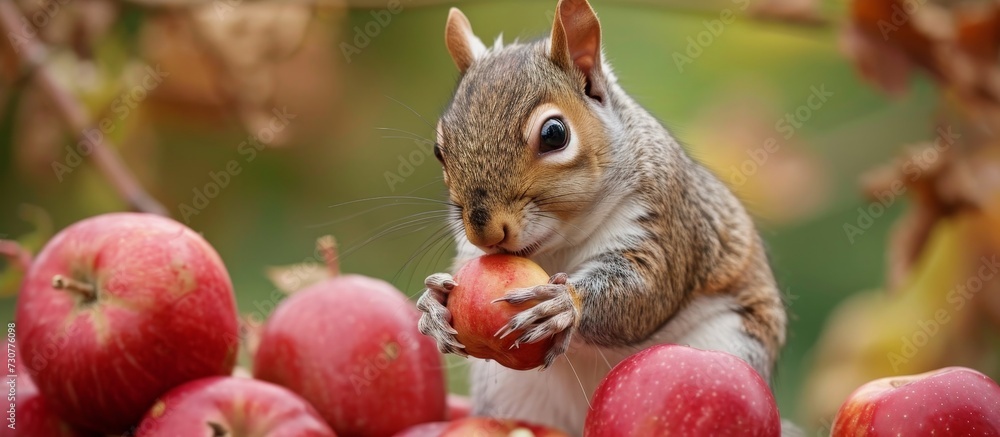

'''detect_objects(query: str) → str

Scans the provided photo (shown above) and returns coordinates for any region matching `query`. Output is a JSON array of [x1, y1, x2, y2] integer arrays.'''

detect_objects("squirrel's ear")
[[550, 0, 605, 102], [445, 8, 486, 74]]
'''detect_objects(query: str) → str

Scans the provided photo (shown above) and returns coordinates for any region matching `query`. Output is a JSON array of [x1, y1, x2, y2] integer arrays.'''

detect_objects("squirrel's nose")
[[468, 221, 508, 249], [465, 208, 510, 249]]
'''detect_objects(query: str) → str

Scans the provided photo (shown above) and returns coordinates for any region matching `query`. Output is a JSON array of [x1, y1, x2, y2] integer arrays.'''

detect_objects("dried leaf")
[[141, 12, 230, 110], [846, 0, 1000, 108], [910, 3, 956, 41], [265, 262, 332, 295], [191, 2, 313, 65], [865, 134, 987, 290], [856, 0, 945, 66], [140, 4, 345, 143], [238, 316, 263, 360], [231, 365, 253, 379], [839, 22, 915, 97], [13, 0, 118, 59], [189, 2, 315, 146], [954, 1, 1000, 63]]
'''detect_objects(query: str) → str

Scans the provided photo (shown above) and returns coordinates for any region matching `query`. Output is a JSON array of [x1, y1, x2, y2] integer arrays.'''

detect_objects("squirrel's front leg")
[[494, 246, 679, 369], [416, 273, 468, 357], [493, 273, 582, 368], [503, 248, 692, 365]]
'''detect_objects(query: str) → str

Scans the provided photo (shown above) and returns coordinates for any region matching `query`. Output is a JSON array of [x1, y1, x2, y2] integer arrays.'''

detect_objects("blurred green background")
[[0, 0, 942, 431]]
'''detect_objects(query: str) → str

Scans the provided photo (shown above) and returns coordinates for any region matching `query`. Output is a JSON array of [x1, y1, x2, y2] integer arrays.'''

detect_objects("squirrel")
[[415, 0, 788, 434]]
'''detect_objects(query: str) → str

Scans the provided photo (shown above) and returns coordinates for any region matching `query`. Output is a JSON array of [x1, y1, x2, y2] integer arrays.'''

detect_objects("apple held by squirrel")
[[415, 0, 788, 435]]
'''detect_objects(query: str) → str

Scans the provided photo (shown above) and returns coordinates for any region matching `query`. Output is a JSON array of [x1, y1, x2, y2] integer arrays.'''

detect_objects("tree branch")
[[0, 2, 169, 216]]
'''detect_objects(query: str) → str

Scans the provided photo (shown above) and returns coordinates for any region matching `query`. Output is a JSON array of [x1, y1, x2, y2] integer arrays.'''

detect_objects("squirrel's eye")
[[539, 118, 568, 154], [433, 143, 444, 164]]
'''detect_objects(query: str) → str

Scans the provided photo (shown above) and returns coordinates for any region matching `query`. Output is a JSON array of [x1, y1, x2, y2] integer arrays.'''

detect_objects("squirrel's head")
[[436, 0, 613, 257]]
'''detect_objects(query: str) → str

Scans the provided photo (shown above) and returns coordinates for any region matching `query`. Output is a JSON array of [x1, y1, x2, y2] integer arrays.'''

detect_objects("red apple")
[[132, 377, 336, 437], [448, 254, 553, 370], [392, 422, 449, 437], [9, 367, 92, 437], [831, 366, 1000, 436], [16, 213, 239, 433], [253, 273, 446, 436], [585, 344, 780, 437], [446, 394, 472, 420], [440, 417, 570, 436], [392, 418, 569, 437]]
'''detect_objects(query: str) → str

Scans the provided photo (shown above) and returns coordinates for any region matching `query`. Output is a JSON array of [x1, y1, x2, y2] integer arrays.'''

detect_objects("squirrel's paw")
[[493, 272, 580, 368], [416, 273, 467, 358]]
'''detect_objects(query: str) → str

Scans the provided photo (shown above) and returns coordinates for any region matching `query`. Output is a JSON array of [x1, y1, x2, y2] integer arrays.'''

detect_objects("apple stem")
[[51, 275, 96, 301], [317, 235, 340, 277], [208, 421, 229, 437]]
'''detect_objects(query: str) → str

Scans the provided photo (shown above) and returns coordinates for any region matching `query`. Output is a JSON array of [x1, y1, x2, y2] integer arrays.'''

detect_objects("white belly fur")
[[469, 294, 769, 436]]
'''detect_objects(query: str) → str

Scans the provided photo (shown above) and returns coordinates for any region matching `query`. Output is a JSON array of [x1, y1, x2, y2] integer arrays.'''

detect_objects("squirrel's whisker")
[[376, 127, 434, 144], [528, 216, 575, 246], [393, 221, 461, 291], [339, 213, 452, 261], [563, 355, 592, 409], [328, 195, 458, 209], [384, 95, 441, 136], [309, 203, 448, 229]]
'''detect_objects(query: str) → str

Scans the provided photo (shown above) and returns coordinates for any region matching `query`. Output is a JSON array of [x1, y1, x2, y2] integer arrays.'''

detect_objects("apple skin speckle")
[[584, 344, 780, 437]]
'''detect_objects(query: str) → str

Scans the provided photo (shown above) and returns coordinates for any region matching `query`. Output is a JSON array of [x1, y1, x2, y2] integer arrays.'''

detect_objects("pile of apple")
[[12, 213, 448, 436], [9, 213, 1000, 437]]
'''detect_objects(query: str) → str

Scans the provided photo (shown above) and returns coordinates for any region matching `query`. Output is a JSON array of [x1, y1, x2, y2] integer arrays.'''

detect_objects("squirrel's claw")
[[548, 272, 569, 285], [517, 311, 575, 345], [493, 274, 580, 366], [416, 272, 468, 358], [543, 328, 574, 369], [491, 273, 573, 306], [424, 272, 457, 291]]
